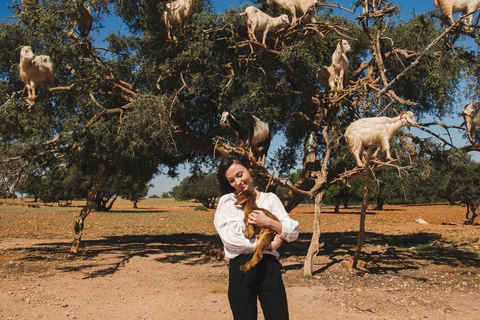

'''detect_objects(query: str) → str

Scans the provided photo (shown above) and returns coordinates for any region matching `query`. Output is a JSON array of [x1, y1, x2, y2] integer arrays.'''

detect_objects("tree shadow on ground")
[[5, 231, 479, 279], [280, 231, 480, 275]]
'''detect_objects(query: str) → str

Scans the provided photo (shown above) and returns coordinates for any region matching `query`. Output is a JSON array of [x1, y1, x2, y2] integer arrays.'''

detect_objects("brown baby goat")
[[234, 190, 279, 272]]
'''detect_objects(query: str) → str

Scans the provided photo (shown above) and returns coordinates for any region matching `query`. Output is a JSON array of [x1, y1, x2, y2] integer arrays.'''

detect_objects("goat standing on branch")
[[163, 0, 195, 41], [332, 39, 351, 91], [316, 39, 351, 91], [461, 102, 480, 144], [240, 6, 290, 46], [345, 111, 416, 167], [220, 111, 271, 166], [18, 46, 55, 100], [67, 1, 93, 38], [266, 0, 319, 25], [434, 0, 480, 27]]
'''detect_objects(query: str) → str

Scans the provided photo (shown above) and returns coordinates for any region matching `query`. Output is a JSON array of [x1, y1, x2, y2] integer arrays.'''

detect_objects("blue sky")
[[1, 0, 478, 196]]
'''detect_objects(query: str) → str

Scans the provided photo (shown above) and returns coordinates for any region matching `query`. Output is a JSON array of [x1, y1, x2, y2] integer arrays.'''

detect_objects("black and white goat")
[[220, 111, 271, 166]]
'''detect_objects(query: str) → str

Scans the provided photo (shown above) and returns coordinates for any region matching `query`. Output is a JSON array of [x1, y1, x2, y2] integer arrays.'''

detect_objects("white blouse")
[[213, 192, 299, 260]]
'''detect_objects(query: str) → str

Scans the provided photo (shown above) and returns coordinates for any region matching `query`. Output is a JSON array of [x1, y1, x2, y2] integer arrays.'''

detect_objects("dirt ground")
[[1, 199, 480, 320]]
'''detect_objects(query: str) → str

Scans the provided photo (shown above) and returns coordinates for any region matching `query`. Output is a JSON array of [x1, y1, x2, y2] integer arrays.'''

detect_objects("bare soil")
[[1, 198, 480, 320]]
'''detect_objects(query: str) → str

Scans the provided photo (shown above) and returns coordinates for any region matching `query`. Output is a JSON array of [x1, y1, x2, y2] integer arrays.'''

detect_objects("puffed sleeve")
[[214, 194, 257, 258], [265, 193, 299, 242]]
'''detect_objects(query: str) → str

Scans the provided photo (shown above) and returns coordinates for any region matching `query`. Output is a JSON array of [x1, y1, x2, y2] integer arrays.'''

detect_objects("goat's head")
[[220, 111, 234, 126], [19, 46, 35, 61], [337, 39, 351, 53], [400, 111, 416, 128], [234, 190, 255, 206], [279, 14, 290, 25]]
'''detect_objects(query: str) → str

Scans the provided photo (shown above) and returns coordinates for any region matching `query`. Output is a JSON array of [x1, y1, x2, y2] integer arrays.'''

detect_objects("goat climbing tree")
[[1, 0, 480, 264]]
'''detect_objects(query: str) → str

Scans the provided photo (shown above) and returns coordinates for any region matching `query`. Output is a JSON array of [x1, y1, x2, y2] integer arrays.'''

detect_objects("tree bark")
[[70, 162, 106, 254], [303, 128, 328, 276], [352, 147, 373, 269], [303, 190, 325, 276]]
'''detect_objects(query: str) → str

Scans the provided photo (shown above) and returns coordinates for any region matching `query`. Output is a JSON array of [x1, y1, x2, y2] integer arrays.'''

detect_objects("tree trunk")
[[70, 162, 106, 254], [352, 147, 373, 269], [375, 196, 384, 210], [334, 198, 340, 213], [303, 190, 325, 276], [283, 131, 319, 212]]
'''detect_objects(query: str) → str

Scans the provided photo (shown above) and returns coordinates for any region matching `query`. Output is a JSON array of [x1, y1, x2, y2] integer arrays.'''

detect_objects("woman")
[[214, 152, 299, 320]]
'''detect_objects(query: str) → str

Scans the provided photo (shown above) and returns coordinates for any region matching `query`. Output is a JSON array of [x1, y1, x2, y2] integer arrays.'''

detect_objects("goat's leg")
[[289, 7, 297, 26], [244, 224, 255, 239], [371, 144, 381, 159], [247, 22, 259, 43], [25, 83, 32, 99], [337, 70, 344, 90], [351, 142, 364, 167], [465, 121, 475, 144], [240, 231, 274, 272], [243, 212, 255, 238], [166, 26, 172, 41], [352, 149, 364, 167], [382, 141, 395, 162], [29, 82, 36, 99], [262, 27, 270, 46]]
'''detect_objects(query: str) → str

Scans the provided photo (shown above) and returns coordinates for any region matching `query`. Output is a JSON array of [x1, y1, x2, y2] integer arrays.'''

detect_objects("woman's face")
[[225, 162, 253, 194]]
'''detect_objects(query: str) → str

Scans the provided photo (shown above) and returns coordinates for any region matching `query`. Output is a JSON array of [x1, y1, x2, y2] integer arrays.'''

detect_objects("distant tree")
[[123, 183, 151, 209], [171, 173, 218, 208], [324, 178, 364, 211], [160, 192, 171, 198], [19, 166, 89, 204]]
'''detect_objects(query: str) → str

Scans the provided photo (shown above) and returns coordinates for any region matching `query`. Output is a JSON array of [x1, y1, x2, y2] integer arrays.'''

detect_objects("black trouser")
[[228, 254, 289, 320]]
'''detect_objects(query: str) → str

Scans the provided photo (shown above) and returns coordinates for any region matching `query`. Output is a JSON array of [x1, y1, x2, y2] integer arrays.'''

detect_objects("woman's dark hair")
[[217, 152, 250, 195]]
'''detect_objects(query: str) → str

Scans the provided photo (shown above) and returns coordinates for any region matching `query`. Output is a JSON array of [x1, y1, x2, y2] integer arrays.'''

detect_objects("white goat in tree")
[[316, 39, 351, 91], [331, 39, 351, 91], [345, 111, 416, 167], [163, 0, 195, 41], [240, 6, 290, 46], [434, 0, 480, 26], [19, 46, 55, 100], [266, 0, 319, 25], [461, 102, 480, 144]]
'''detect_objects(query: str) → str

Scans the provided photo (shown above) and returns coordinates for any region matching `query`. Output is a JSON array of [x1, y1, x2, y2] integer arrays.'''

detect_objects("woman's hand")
[[270, 234, 283, 250], [248, 210, 284, 237], [248, 209, 272, 227]]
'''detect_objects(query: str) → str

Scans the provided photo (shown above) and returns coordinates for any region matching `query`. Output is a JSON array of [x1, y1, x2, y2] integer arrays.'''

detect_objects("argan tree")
[[1, 0, 479, 273]]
